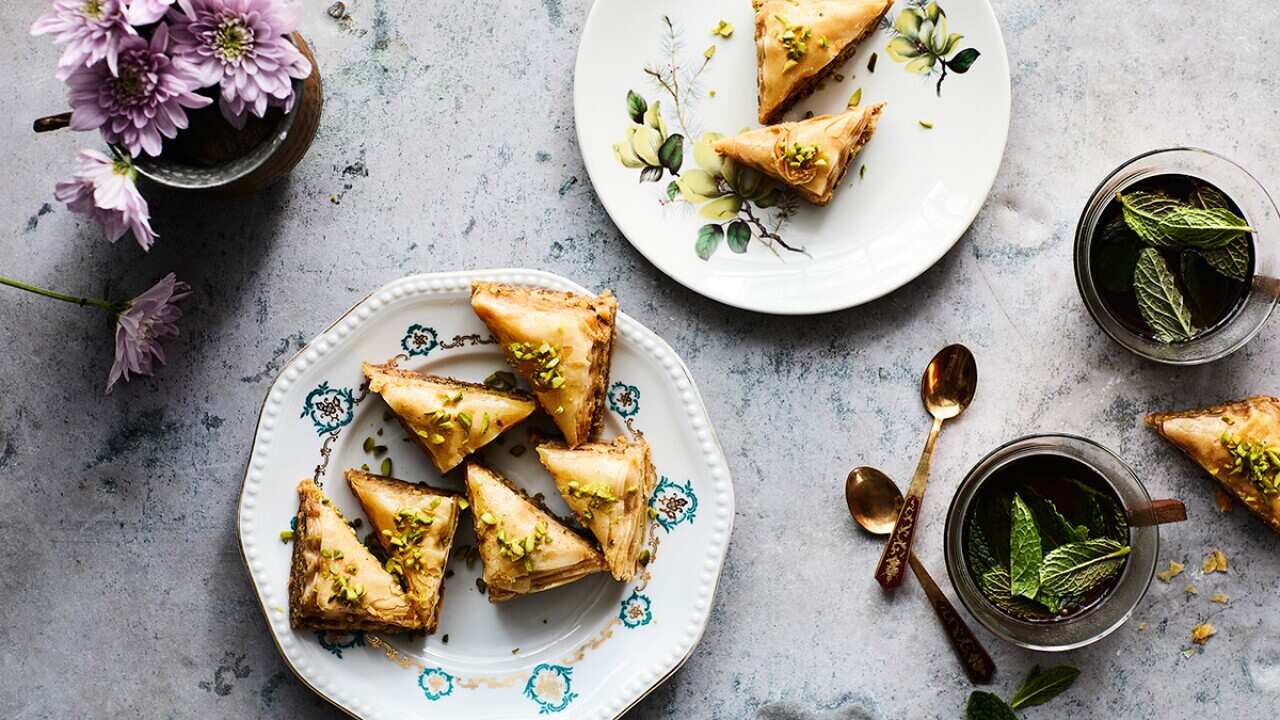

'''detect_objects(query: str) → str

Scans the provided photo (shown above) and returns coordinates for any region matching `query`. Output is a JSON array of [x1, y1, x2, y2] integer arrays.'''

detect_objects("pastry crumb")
[[1214, 487, 1233, 513], [1157, 560, 1185, 582], [1202, 548, 1229, 574], [1211, 592, 1229, 604], [1185, 584, 1198, 595], [1191, 623, 1216, 645], [1138, 622, 1147, 632], [1182, 648, 1198, 659]]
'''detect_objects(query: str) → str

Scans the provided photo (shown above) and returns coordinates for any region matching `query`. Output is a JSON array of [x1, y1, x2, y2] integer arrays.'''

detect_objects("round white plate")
[[237, 269, 734, 719], [575, 0, 1011, 314]]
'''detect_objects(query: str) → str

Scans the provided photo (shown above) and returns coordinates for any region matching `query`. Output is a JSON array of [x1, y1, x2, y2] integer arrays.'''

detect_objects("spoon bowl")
[[921, 344, 978, 420], [845, 467, 903, 536]]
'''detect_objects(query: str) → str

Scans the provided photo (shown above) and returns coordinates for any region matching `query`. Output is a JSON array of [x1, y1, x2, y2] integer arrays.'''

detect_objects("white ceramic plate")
[[237, 269, 734, 719], [575, 0, 1011, 314]]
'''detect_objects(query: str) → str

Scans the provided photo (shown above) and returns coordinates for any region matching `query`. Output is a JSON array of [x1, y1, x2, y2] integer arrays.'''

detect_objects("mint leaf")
[[1094, 217, 1143, 294], [978, 567, 1056, 619], [1009, 494, 1043, 599], [1180, 251, 1234, 314], [1119, 191, 1252, 249], [1039, 539, 1131, 596], [966, 520, 999, 577], [966, 691, 1018, 720], [1010, 665, 1081, 709], [1161, 206, 1253, 248], [1200, 235, 1251, 280], [1118, 191, 1185, 246], [1023, 490, 1089, 549], [1134, 248, 1197, 342], [1191, 183, 1231, 211]]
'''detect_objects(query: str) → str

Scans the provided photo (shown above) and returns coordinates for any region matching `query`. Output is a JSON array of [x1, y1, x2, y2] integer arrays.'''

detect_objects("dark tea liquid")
[[966, 452, 1129, 621], [1091, 174, 1253, 339]]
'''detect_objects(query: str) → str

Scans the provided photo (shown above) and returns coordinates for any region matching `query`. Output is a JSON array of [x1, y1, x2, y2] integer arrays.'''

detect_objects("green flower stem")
[[0, 275, 118, 313]]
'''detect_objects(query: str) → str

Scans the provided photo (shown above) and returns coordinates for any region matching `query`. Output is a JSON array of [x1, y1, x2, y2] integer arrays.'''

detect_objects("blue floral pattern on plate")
[[300, 382, 356, 435], [418, 666, 455, 701], [619, 590, 653, 628], [524, 664, 578, 714], [400, 324, 439, 357], [316, 631, 365, 658], [649, 476, 697, 531], [607, 381, 640, 418]]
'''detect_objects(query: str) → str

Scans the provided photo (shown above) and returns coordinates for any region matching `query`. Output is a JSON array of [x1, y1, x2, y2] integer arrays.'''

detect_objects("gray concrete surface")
[[3, 1, 1279, 718]]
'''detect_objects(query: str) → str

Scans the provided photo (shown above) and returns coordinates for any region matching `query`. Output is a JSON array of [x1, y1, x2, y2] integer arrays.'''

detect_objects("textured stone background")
[[3, 0, 1280, 718]]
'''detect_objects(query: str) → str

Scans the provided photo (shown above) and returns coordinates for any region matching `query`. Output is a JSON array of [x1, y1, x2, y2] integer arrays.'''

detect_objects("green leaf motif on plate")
[[725, 221, 751, 253], [1008, 494, 1042, 599], [947, 48, 981, 73], [695, 223, 723, 260], [626, 90, 647, 123], [965, 691, 1018, 720], [1134, 248, 1196, 342], [1038, 538, 1131, 597], [1010, 665, 1081, 710], [657, 134, 683, 173]]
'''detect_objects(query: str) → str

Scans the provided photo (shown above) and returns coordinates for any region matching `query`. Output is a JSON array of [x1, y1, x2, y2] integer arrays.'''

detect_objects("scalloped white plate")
[[237, 269, 734, 719], [575, 0, 1011, 314]]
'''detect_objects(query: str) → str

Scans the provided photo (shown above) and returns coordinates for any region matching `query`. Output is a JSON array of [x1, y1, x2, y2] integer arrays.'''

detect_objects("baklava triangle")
[[464, 462, 607, 601], [470, 282, 617, 447], [346, 469, 464, 632], [363, 362, 536, 473], [713, 104, 884, 206], [754, 0, 893, 123], [536, 436, 658, 581], [288, 478, 421, 632], [1146, 396, 1280, 534]]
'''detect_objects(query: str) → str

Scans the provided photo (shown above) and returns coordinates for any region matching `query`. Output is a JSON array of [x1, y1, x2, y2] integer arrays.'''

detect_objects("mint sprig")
[[1118, 191, 1253, 249]]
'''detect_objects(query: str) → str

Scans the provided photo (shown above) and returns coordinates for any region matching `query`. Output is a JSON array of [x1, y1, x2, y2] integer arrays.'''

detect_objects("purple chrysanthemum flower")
[[66, 23, 212, 157], [31, 0, 137, 80], [55, 149, 157, 250], [168, 0, 311, 129], [123, 0, 193, 25], [108, 273, 192, 393]]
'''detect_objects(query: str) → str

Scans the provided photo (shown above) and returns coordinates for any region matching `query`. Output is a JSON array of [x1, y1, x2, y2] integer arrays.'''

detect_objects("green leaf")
[[966, 520, 999, 577], [626, 90, 647, 123], [1035, 591, 1062, 614], [947, 48, 981, 73], [978, 567, 1055, 619], [1181, 250, 1235, 314], [658, 134, 684, 173], [1067, 479, 1127, 542], [1009, 665, 1081, 709], [1009, 494, 1043, 599], [1119, 191, 1252, 249], [1023, 491, 1089, 549], [1134, 248, 1197, 342], [965, 691, 1018, 720], [665, 180, 679, 201], [1094, 216, 1143, 294], [1200, 235, 1251, 280], [1039, 539, 1131, 597], [725, 221, 751, 253], [1191, 183, 1231, 211], [1118, 191, 1184, 246], [695, 224, 723, 260]]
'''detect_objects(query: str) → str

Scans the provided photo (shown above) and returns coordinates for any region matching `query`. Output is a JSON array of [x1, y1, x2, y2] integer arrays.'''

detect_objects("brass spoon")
[[875, 344, 977, 589], [847, 466, 995, 684]]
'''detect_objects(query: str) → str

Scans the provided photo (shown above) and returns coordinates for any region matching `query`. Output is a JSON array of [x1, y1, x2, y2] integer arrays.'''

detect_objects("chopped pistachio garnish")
[[480, 412, 491, 436], [780, 142, 827, 171], [457, 498, 470, 511], [329, 568, 365, 605], [703, 44, 716, 60], [817, 35, 828, 49], [647, 507, 658, 520], [919, 120, 934, 129], [566, 480, 619, 510], [360, 463, 370, 471], [445, 390, 463, 404], [457, 412, 472, 434], [638, 548, 651, 566], [859, 164, 867, 180], [847, 88, 862, 108], [711, 19, 734, 38], [480, 512, 497, 525], [507, 341, 566, 391], [381, 506, 437, 577], [279, 530, 294, 543], [380, 457, 392, 476], [363, 436, 376, 453], [494, 520, 551, 571], [774, 15, 812, 69], [1220, 432, 1280, 496]]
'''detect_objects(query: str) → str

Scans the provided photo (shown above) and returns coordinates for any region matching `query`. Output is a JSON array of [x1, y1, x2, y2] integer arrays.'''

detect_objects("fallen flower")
[[0, 272, 190, 392], [123, 0, 192, 24], [54, 149, 156, 250]]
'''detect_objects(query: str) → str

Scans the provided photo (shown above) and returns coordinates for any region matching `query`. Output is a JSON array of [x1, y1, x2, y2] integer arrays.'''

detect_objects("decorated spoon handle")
[[874, 416, 943, 588], [908, 553, 995, 684]]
